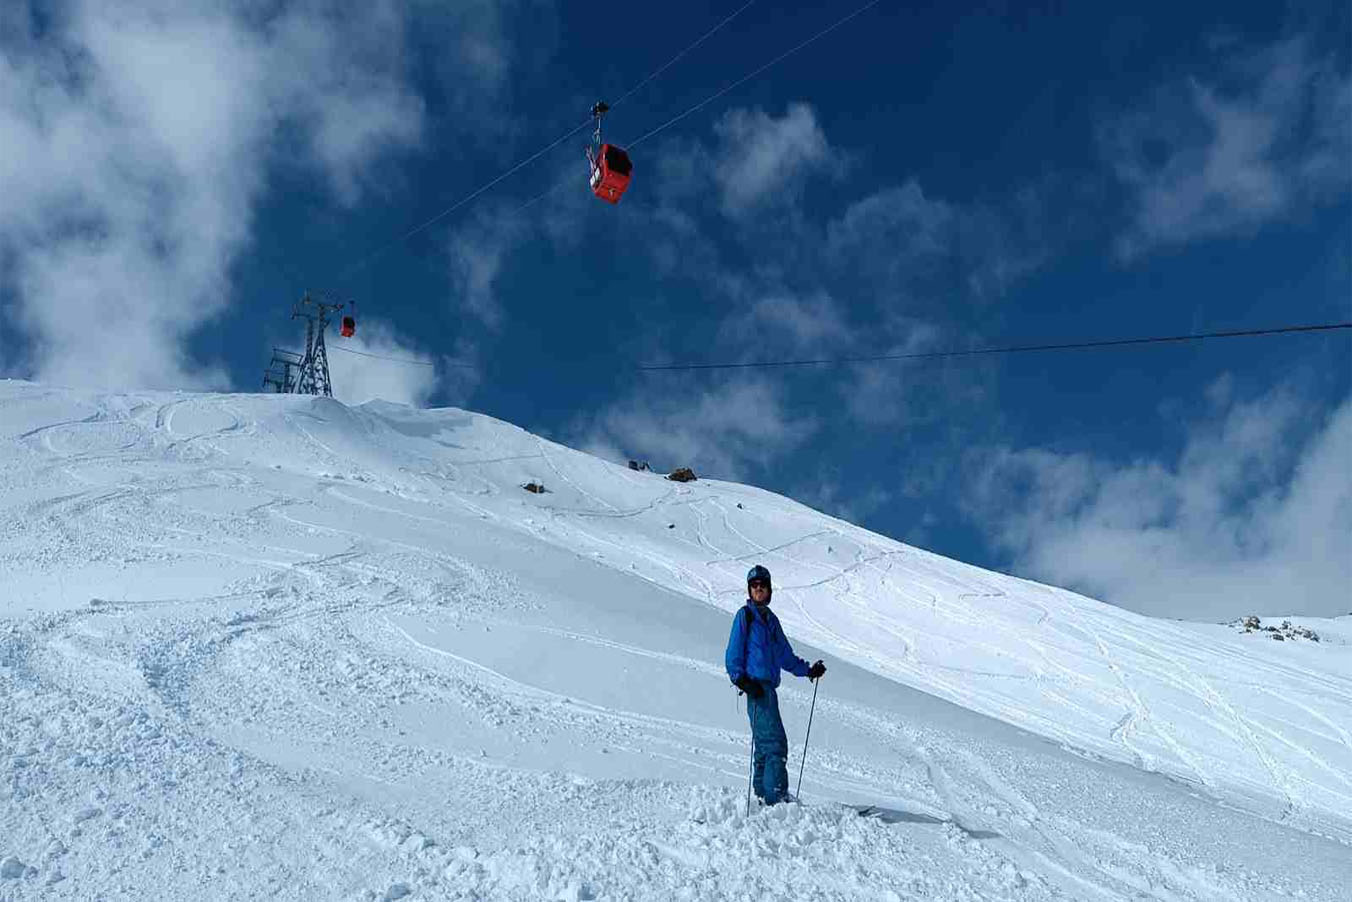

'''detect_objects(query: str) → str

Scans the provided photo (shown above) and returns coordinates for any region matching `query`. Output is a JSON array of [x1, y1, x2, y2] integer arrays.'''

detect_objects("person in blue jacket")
[[725, 564, 826, 806]]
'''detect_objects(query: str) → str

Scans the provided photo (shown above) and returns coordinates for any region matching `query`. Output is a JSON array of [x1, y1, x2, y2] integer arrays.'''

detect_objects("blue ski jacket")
[[725, 602, 811, 689]]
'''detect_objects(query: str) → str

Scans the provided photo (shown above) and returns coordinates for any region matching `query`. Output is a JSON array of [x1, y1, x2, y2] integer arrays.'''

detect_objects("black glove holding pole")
[[807, 660, 826, 681], [734, 676, 764, 698]]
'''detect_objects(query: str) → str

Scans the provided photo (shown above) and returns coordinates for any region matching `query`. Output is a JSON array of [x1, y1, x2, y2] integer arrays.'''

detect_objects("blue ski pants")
[[746, 681, 790, 804]]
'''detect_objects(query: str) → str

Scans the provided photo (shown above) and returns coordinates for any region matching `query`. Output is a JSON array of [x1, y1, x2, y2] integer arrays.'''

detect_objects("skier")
[[725, 564, 826, 806]]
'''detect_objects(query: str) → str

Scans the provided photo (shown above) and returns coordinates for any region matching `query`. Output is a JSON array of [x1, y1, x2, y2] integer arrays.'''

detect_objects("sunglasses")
[[748, 580, 770, 590]]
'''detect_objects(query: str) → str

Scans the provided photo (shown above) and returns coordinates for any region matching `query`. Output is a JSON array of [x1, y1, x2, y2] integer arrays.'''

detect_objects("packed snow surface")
[[2, 381, 1349, 900]]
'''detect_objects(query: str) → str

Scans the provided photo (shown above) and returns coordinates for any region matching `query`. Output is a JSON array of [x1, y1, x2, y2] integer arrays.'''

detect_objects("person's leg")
[[755, 686, 790, 804], [746, 689, 766, 800]]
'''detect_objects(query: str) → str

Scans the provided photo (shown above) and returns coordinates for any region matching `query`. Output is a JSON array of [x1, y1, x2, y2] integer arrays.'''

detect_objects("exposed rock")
[[1230, 615, 1319, 643]]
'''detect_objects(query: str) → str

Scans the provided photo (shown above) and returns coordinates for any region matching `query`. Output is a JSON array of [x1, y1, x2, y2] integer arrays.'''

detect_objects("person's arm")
[[773, 619, 812, 678], [725, 609, 750, 683]]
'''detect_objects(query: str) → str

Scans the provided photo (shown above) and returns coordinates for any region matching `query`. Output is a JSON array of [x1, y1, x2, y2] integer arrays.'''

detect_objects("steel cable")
[[330, 2, 761, 286], [638, 322, 1352, 372]]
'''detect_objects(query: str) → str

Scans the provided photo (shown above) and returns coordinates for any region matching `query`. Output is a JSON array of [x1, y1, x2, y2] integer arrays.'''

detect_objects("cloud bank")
[[0, 0, 425, 390], [1106, 36, 1351, 258], [964, 383, 1352, 620], [326, 319, 447, 407]]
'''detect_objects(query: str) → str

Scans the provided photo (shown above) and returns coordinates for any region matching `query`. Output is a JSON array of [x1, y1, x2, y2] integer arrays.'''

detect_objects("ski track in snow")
[[2, 382, 1350, 901]]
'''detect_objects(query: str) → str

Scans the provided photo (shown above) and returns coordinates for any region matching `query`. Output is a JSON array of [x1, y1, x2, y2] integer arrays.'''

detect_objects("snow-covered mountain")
[[3, 380, 1349, 901]]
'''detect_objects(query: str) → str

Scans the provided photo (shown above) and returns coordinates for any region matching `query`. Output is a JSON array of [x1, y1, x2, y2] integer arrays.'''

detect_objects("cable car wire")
[[329, 345, 464, 367], [637, 322, 1352, 372], [331, 2, 761, 287], [610, 1, 758, 111], [507, 0, 883, 219], [508, 176, 573, 218], [332, 118, 594, 285], [626, 0, 885, 149]]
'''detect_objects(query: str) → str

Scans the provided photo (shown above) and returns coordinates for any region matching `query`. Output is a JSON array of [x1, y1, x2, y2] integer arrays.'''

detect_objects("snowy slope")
[[2, 380, 1350, 901]]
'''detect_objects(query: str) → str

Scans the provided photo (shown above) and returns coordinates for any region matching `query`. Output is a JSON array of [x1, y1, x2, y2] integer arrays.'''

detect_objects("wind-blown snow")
[[2, 380, 1349, 900]]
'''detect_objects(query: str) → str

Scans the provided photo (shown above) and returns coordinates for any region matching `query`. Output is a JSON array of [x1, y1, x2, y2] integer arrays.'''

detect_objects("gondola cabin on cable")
[[340, 308, 356, 338], [590, 144, 632, 204], [586, 101, 632, 204]]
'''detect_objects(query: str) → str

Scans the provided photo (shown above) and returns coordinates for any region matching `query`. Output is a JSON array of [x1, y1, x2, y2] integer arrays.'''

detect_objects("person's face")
[[749, 580, 771, 604]]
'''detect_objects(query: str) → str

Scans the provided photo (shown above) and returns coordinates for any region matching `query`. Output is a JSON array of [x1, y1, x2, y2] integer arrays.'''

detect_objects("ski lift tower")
[[290, 292, 346, 397], [261, 347, 303, 393], [259, 291, 348, 397]]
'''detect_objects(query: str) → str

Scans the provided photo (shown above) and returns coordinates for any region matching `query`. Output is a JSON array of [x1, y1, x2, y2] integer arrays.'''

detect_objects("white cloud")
[[446, 206, 532, 331], [575, 378, 817, 479], [629, 106, 1049, 356], [839, 322, 958, 427], [326, 318, 447, 407], [716, 291, 852, 356], [825, 180, 1046, 304], [271, 3, 424, 205], [640, 104, 1050, 307], [414, 0, 545, 135], [711, 103, 833, 215], [649, 103, 833, 219], [827, 181, 955, 263], [963, 384, 1352, 619], [0, 0, 432, 390], [1106, 36, 1351, 258]]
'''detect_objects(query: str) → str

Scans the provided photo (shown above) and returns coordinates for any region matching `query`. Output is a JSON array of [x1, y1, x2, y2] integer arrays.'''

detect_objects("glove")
[[734, 676, 764, 699], [807, 660, 826, 681]]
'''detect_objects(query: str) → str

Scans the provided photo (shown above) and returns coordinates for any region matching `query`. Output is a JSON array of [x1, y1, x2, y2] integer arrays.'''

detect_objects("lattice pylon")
[[291, 292, 345, 397]]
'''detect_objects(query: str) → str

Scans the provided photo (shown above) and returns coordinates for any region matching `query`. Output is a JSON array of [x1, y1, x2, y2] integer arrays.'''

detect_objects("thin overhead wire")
[[611, 1, 758, 110], [333, 118, 594, 285], [508, 177, 573, 218], [637, 322, 1352, 372], [510, 0, 882, 219], [329, 345, 470, 367], [627, 0, 885, 149], [331, 2, 760, 287]]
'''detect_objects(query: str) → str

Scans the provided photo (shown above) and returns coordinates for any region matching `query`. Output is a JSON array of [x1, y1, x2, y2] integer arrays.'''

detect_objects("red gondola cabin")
[[340, 315, 355, 338], [590, 144, 632, 204]]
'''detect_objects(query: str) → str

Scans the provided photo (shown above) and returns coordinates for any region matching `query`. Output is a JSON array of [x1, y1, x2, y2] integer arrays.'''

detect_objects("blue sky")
[[2, 0, 1349, 618]]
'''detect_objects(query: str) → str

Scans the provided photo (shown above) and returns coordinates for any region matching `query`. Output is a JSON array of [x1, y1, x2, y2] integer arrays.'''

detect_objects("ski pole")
[[795, 677, 820, 799]]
